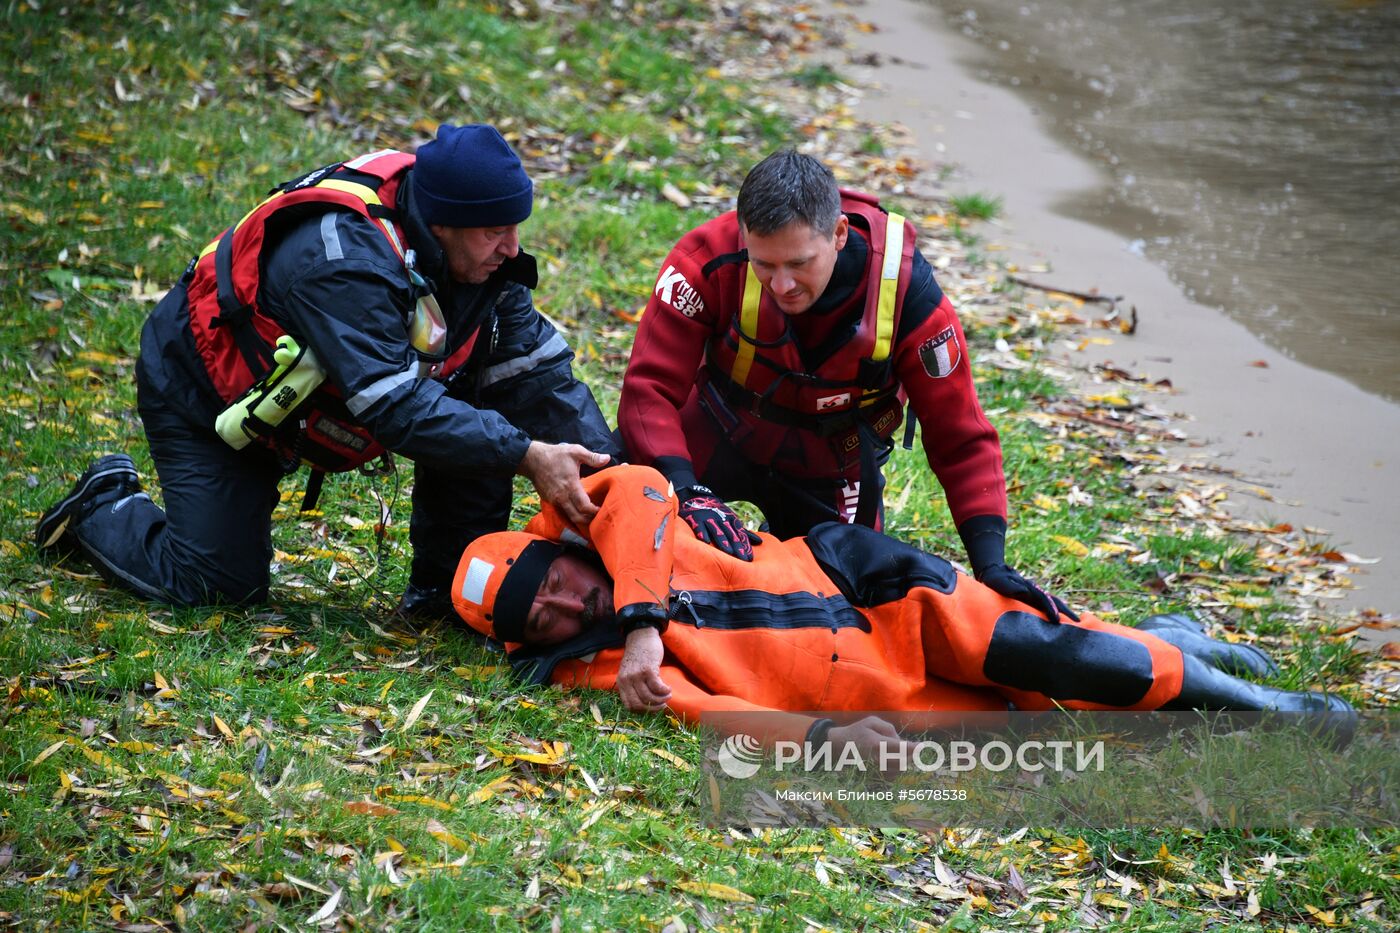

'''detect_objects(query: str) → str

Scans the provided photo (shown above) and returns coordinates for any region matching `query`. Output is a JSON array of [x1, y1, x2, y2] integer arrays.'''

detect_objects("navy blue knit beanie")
[[413, 124, 533, 228]]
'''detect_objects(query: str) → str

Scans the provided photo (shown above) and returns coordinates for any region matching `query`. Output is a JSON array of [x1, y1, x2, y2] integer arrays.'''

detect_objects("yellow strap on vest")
[[316, 178, 381, 204], [729, 212, 903, 389], [730, 263, 764, 388], [871, 212, 904, 363], [196, 178, 403, 260], [314, 179, 406, 257]]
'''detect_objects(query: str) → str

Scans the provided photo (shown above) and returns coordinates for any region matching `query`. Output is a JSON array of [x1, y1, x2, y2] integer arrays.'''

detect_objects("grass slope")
[[1, 0, 1394, 929]]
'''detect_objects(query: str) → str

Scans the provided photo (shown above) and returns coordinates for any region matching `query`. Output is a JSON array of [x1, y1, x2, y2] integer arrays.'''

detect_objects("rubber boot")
[[1137, 612, 1205, 634], [394, 582, 456, 622], [1138, 614, 1279, 678], [394, 583, 497, 650], [1167, 654, 1357, 744]]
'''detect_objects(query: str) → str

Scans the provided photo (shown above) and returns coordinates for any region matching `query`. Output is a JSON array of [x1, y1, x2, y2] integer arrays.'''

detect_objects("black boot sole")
[[35, 456, 139, 549]]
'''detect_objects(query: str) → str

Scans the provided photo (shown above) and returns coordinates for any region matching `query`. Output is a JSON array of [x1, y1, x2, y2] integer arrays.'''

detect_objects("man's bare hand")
[[616, 626, 671, 713], [517, 441, 611, 527], [826, 716, 908, 770]]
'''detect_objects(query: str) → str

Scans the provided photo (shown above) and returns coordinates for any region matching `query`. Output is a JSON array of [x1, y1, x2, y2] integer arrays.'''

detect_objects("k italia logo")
[[716, 733, 763, 779], [654, 265, 705, 318]]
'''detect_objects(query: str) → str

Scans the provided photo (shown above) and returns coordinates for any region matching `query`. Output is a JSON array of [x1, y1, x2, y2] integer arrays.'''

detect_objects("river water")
[[917, 0, 1400, 402]]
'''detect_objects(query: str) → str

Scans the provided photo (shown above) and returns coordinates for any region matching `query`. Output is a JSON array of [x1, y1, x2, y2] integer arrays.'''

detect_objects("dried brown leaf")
[[344, 799, 399, 817]]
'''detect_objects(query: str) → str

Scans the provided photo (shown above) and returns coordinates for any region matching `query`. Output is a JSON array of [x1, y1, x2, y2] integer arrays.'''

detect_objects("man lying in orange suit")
[[450, 465, 1353, 750]]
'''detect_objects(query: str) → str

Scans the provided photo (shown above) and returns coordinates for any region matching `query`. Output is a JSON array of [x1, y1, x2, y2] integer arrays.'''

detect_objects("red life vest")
[[698, 191, 919, 478], [182, 149, 478, 473]]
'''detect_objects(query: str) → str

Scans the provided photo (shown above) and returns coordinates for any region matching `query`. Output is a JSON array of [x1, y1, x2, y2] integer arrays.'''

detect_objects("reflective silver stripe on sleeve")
[[344, 149, 399, 169], [478, 333, 569, 387], [346, 366, 418, 417], [320, 213, 343, 261]]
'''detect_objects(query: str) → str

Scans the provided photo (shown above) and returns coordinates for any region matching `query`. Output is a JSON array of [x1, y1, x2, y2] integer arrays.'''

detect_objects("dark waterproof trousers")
[[70, 366, 513, 608]]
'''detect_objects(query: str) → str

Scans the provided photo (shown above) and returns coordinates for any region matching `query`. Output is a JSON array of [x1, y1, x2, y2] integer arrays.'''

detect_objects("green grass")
[[949, 192, 1004, 223], [945, 192, 1003, 260], [2, 0, 1395, 929], [789, 63, 844, 88]]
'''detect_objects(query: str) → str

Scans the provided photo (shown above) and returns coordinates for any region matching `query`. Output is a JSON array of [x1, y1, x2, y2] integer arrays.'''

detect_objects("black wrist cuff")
[[617, 603, 669, 638], [654, 456, 699, 495], [958, 514, 1008, 575], [805, 718, 835, 748]]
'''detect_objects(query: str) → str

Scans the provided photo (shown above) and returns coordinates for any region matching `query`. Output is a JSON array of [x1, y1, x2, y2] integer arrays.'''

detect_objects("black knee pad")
[[984, 611, 1156, 706]]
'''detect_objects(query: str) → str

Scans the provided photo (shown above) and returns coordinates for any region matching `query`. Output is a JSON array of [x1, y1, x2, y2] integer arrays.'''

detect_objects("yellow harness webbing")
[[197, 178, 404, 261], [728, 212, 905, 394], [729, 263, 764, 388]]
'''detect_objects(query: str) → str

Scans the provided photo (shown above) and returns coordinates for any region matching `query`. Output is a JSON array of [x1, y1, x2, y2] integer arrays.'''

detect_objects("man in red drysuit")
[[618, 149, 1068, 623], [449, 465, 1352, 749]]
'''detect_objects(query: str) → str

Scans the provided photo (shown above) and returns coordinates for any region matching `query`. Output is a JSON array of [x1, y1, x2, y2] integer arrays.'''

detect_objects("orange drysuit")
[[453, 466, 1184, 744]]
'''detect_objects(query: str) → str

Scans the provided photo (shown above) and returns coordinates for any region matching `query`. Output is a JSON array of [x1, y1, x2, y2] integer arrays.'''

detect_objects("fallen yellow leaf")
[[1052, 535, 1090, 557], [1304, 905, 1338, 926], [673, 880, 754, 903], [31, 739, 67, 768], [78, 744, 129, 776], [650, 748, 693, 771], [467, 776, 513, 804], [380, 793, 453, 811], [425, 819, 471, 852]]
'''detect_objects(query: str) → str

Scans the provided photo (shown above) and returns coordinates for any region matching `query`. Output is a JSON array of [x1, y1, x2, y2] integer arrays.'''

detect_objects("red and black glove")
[[678, 485, 759, 561], [959, 515, 1077, 623]]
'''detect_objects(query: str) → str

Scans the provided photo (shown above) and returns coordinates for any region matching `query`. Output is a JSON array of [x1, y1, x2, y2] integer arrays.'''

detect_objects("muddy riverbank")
[[824, 0, 1400, 616]]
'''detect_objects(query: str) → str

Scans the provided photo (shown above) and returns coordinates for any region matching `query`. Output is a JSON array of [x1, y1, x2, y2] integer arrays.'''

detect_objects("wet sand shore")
[[828, 0, 1400, 617]]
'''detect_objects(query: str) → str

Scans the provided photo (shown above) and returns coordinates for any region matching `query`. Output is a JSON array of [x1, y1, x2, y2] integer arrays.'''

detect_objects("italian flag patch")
[[918, 326, 961, 378]]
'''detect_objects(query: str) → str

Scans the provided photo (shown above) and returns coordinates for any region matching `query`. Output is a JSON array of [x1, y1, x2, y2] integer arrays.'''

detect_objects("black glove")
[[678, 485, 758, 561], [958, 514, 1077, 623], [974, 562, 1077, 623]]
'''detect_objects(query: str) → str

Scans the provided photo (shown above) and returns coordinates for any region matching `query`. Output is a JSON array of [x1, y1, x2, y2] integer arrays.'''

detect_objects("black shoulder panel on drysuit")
[[983, 610, 1155, 707], [700, 249, 748, 279], [804, 521, 957, 607], [507, 625, 627, 687]]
